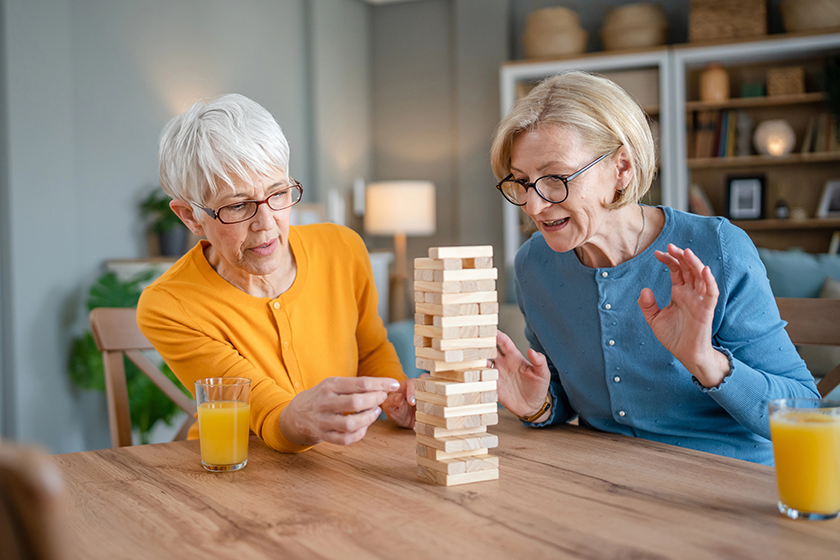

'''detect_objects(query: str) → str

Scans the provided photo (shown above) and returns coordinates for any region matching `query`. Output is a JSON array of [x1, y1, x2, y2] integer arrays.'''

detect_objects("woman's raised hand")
[[637, 244, 730, 388], [493, 330, 551, 419], [279, 376, 400, 446]]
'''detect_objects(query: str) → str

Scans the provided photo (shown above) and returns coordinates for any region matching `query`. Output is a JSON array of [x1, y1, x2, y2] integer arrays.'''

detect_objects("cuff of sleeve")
[[262, 406, 314, 454], [692, 345, 735, 393]]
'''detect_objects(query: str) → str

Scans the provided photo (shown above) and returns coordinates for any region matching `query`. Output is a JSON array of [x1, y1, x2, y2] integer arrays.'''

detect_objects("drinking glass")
[[768, 398, 840, 520], [195, 378, 251, 472]]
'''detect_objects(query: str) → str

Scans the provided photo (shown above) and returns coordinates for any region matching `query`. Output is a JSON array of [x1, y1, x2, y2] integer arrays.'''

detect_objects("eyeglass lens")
[[500, 176, 567, 205], [218, 186, 302, 223]]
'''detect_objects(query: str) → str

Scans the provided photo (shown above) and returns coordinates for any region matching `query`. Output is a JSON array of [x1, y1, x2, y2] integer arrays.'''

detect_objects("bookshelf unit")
[[498, 32, 840, 267], [672, 32, 840, 253]]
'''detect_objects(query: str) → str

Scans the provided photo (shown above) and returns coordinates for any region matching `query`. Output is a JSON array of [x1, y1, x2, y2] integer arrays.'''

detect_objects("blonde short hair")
[[158, 93, 290, 205], [490, 71, 656, 209]]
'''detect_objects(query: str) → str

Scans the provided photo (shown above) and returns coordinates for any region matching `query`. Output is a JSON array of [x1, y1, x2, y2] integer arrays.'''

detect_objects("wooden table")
[[54, 411, 840, 559]]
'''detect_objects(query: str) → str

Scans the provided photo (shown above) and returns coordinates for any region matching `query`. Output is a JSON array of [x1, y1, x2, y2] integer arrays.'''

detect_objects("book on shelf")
[[801, 115, 816, 154]]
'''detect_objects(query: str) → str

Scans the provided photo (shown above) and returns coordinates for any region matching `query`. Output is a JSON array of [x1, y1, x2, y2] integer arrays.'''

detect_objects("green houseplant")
[[140, 189, 190, 256], [68, 270, 189, 444]]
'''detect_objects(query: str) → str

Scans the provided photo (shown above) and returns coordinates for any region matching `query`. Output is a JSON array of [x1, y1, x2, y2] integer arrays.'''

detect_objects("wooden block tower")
[[413, 246, 500, 486]]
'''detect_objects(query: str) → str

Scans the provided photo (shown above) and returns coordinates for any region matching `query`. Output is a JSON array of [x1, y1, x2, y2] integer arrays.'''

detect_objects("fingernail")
[[409, 395, 416, 405], [389, 380, 400, 390], [375, 407, 382, 415]]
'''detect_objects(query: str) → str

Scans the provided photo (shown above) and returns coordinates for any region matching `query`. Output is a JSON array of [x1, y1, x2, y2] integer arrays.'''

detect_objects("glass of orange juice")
[[195, 378, 251, 472], [768, 398, 840, 520]]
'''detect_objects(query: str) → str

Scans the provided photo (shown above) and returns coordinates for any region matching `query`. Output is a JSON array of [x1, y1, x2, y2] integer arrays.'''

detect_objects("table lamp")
[[365, 181, 436, 322]]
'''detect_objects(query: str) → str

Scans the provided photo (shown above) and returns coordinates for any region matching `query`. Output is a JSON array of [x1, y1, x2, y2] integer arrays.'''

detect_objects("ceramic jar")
[[700, 64, 730, 102]]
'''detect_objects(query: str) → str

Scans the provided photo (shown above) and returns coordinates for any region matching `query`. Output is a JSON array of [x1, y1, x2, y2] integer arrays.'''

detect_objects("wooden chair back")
[[0, 444, 66, 560], [776, 297, 840, 398], [89, 307, 195, 447]]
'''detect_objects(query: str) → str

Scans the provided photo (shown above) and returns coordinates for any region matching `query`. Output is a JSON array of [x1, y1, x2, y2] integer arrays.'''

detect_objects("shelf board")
[[732, 218, 840, 231], [688, 151, 840, 168], [685, 92, 826, 112]]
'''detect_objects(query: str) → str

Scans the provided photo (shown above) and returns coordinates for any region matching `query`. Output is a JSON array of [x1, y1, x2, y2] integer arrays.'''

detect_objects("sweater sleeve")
[[342, 228, 405, 381], [696, 221, 819, 439], [137, 286, 312, 454]]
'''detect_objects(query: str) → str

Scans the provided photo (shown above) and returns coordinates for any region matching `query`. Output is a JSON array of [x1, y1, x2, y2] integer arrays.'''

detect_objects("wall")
[[369, 0, 508, 293], [0, 0, 375, 451]]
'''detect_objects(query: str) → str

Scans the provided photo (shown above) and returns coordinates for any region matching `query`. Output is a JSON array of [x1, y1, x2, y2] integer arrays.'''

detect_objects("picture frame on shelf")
[[817, 180, 840, 218], [726, 175, 765, 220]]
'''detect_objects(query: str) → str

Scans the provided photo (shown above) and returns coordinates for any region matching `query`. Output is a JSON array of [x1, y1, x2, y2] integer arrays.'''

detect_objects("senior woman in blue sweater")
[[490, 71, 818, 465]]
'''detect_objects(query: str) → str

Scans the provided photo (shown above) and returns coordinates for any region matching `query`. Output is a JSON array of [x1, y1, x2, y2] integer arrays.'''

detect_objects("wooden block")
[[415, 257, 462, 270], [415, 302, 480, 317], [481, 369, 499, 381], [415, 378, 497, 396], [416, 357, 489, 373], [416, 324, 484, 340], [415, 346, 464, 363], [434, 268, 497, 282], [428, 246, 493, 259], [417, 464, 498, 486], [461, 454, 499, 473], [416, 443, 490, 460], [480, 413, 499, 426], [416, 401, 498, 419], [428, 369, 482, 382], [433, 314, 498, 328], [415, 411, 486, 430], [414, 291, 426, 303], [438, 291, 497, 305], [414, 423, 487, 438], [414, 269, 435, 281], [465, 257, 493, 269], [415, 313, 433, 325], [478, 324, 496, 337], [415, 432, 498, 453], [413, 334, 431, 348], [480, 302, 499, 314], [415, 390, 497, 407], [416, 455, 467, 475], [414, 280, 463, 294], [433, 336, 496, 351]]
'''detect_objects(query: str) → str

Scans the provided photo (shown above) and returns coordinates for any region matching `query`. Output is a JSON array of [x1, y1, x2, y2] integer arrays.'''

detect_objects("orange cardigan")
[[137, 223, 405, 452]]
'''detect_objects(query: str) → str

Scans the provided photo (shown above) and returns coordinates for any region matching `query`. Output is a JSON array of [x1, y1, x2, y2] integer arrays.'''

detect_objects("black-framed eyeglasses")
[[496, 152, 613, 206], [193, 181, 303, 224]]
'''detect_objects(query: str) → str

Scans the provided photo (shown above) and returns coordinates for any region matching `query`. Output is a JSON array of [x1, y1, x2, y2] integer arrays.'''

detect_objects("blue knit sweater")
[[514, 206, 819, 464]]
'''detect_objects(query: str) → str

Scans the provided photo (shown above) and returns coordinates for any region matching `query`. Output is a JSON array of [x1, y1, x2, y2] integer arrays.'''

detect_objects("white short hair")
[[158, 93, 291, 204]]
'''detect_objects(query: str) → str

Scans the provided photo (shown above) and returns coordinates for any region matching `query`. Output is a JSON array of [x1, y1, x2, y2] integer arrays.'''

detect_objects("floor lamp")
[[365, 181, 436, 322]]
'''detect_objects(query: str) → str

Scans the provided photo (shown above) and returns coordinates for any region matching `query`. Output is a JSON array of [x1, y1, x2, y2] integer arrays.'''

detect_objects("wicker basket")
[[689, 0, 767, 42], [523, 7, 588, 58], [601, 3, 668, 51], [781, 0, 840, 32]]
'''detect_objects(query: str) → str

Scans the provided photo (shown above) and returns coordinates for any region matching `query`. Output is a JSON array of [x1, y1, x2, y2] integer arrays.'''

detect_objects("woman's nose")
[[524, 186, 551, 216]]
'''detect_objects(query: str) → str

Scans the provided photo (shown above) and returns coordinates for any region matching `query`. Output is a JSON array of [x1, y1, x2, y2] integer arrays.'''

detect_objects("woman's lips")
[[249, 238, 278, 256], [541, 217, 569, 232]]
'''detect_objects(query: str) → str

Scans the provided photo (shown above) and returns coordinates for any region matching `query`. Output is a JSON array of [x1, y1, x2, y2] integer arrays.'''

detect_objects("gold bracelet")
[[517, 392, 552, 423]]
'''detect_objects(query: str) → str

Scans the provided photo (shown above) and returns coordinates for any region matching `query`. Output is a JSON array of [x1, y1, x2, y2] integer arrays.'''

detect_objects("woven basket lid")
[[603, 3, 667, 30], [781, 0, 840, 32]]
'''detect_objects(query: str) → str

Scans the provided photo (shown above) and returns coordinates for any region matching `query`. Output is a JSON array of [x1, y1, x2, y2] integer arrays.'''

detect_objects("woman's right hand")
[[279, 376, 400, 447], [493, 330, 551, 419]]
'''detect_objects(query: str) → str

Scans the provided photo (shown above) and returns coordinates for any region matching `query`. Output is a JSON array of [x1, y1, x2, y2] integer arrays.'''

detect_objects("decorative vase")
[[700, 64, 730, 102]]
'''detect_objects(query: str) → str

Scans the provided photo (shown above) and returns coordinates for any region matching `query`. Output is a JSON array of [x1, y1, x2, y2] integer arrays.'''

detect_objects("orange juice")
[[770, 410, 840, 516], [197, 401, 250, 467]]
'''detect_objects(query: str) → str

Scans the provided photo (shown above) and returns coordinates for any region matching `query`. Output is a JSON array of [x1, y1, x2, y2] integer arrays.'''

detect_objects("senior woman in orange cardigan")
[[137, 94, 415, 453]]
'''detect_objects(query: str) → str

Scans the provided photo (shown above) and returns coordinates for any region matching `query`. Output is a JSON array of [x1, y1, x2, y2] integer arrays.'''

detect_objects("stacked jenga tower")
[[413, 246, 500, 486]]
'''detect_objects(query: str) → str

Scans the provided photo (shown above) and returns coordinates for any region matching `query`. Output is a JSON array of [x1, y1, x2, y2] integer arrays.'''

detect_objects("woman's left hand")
[[381, 377, 417, 429], [637, 244, 730, 388]]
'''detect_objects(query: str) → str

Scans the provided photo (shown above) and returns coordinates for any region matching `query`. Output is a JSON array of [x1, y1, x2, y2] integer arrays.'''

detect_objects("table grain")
[[54, 411, 840, 559]]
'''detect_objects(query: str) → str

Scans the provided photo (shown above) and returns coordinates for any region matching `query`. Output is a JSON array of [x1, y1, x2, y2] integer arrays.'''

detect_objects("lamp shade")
[[364, 181, 436, 235]]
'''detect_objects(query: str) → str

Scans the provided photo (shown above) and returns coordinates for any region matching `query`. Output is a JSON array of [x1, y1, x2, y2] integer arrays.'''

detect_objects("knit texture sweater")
[[515, 206, 818, 464], [137, 223, 405, 453]]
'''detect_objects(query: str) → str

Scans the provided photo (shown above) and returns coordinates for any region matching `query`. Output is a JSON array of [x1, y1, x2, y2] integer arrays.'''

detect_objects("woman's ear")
[[169, 199, 204, 236], [613, 148, 635, 193]]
